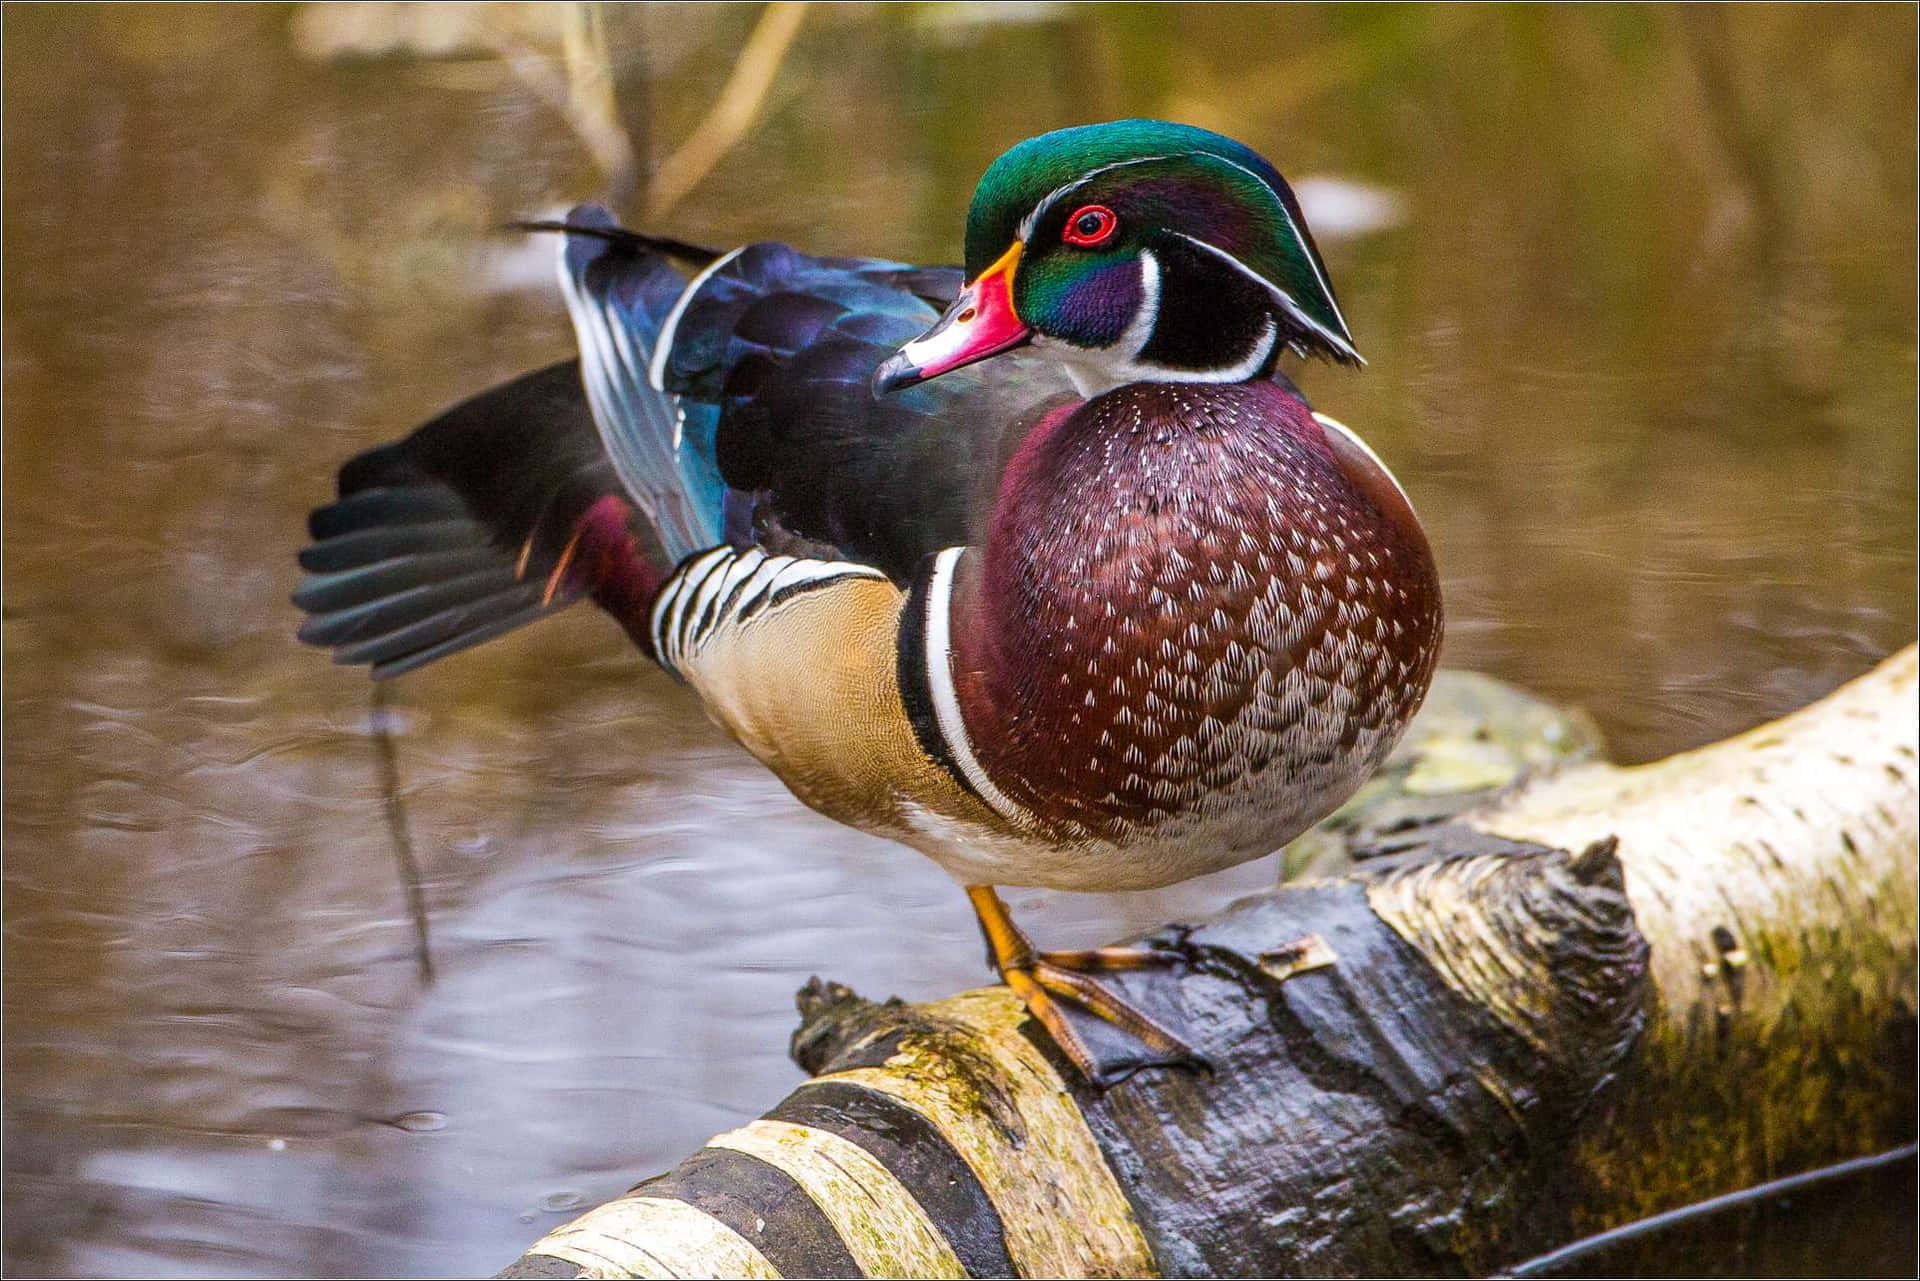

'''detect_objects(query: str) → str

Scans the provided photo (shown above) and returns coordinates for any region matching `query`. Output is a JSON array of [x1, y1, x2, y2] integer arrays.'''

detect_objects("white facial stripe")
[[1045, 318, 1278, 397], [1119, 248, 1162, 360], [648, 246, 745, 393], [1017, 150, 1349, 344], [1193, 151, 1351, 339], [1170, 232, 1360, 362], [1030, 249, 1158, 397], [1207, 314, 1278, 381], [1038, 248, 1283, 395], [1017, 153, 1173, 241], [925, 547, 1029, 825], [1013, 148, 1356, 390]]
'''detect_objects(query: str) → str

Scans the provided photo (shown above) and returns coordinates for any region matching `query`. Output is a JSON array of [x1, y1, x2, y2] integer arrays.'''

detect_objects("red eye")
[[1061, 204, 1118, 247]]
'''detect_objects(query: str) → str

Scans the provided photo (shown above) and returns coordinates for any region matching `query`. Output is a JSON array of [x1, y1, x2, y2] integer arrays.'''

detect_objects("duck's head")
[[874, 119, 1358, 398]]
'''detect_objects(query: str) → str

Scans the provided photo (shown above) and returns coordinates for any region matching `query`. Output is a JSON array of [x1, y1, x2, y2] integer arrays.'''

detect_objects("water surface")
[[6, 5, 1914, 1276]]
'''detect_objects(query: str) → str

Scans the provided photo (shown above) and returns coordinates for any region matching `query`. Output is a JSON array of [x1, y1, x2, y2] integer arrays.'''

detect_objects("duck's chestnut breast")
[[953, 379, 1442, 844]]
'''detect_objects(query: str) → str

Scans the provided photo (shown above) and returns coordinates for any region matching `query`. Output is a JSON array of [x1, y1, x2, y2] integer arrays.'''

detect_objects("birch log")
[[500, 645, 1917, 1278]]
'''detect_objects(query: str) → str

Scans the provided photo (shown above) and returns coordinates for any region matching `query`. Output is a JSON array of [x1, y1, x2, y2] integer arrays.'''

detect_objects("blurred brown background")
[[5, 4, 1914, 1276]]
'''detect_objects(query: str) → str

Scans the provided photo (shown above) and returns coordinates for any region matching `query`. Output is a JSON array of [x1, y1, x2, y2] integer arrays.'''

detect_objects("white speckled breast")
[[928, 379, 1442, 890]]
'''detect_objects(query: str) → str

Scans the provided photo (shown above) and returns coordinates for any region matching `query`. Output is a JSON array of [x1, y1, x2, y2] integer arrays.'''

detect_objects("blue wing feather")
[[557, 206, 727, 562], [303, 210, 1079, 672], [301, 212, 1076, 678]]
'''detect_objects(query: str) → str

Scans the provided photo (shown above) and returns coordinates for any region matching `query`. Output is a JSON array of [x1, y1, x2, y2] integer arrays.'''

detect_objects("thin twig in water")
[[487, 6, 640, 210], [371, 682, 435, 985], [559, 2, 639, 209], [647, 2, 809, 220]]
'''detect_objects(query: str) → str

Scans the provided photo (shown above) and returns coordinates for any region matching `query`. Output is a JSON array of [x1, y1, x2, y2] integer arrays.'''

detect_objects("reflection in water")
[[5, 5, 1914, 1276]]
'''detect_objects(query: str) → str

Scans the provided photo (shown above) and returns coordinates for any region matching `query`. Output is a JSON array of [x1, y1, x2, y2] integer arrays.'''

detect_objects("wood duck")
[[296, 120, 1443, 1086]]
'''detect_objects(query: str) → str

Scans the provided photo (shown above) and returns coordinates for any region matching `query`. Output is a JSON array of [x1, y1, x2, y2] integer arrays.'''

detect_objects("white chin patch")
[[1056, 358, 1122, 400], [1034, 251, 1160, 397], [1034, 339, 1126, 398], [1036, 250, 1280, 395]]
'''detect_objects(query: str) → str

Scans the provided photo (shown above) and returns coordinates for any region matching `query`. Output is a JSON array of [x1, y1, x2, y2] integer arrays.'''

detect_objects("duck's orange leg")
[[965, 886, 1203, 1087]]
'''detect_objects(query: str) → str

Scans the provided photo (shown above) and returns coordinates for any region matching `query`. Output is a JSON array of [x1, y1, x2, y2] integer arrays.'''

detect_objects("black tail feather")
[[308, 485, 466, 540], [295, 361, 639, 677], [295, 565, 536, 648], [510, 219, 724, 267], [339, 588, 556, 677], [290, 547, 509, 615], [296, 521, 479, 574]]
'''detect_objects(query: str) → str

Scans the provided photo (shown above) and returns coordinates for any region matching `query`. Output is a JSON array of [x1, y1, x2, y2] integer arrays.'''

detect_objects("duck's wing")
[[296, 208, 1073, 678], [294, 358, 667, 677], [568, 215, 1075, 581]]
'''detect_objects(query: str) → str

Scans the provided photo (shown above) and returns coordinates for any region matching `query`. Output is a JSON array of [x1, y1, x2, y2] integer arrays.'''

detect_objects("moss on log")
[[500, 647, 1917, 1278]]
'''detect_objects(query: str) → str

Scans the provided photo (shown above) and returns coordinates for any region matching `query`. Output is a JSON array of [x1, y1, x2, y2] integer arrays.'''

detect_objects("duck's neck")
[[1050, 358, 1131, 400], [1035, 324, 1281, 399]]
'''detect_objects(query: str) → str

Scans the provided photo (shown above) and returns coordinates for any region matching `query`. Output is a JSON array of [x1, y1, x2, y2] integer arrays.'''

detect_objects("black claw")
[[1041, 991, 1209, 1090], [1085, 1063, 1140, 1090], [1143, 924, 1202, 961], [1077, 1041, 1210, 1090]]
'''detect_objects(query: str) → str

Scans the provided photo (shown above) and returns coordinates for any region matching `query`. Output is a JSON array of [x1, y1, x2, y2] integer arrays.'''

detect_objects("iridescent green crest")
[[964, 119, 1357, 365]]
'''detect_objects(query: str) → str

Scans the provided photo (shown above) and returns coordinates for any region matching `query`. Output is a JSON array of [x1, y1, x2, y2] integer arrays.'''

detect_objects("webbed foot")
[[967, 888, 1212, 1088]]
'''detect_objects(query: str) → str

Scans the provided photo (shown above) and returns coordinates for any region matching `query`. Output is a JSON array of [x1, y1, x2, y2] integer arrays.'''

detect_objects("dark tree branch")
[[500, 646, 1917, 1279]]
